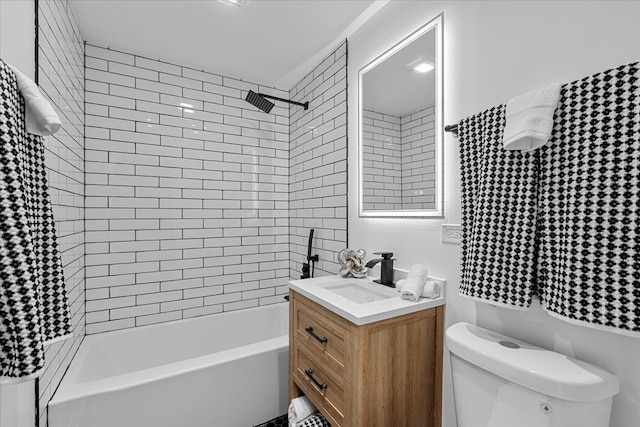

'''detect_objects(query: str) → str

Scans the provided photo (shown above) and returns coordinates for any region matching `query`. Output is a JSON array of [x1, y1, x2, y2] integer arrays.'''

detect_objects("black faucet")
[[365, 252, 395, 287]]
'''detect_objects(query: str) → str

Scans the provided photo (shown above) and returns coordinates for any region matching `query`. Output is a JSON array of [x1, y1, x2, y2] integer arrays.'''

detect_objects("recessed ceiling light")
[[406, 57, 435, 74], [412, 62, 434, 74], [217, 0, 246, 7]]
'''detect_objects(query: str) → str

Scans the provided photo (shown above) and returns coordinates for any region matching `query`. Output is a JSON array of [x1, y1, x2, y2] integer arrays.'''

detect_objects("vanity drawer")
[[292, 293, 349, 372], [292, 342, 345, 427]]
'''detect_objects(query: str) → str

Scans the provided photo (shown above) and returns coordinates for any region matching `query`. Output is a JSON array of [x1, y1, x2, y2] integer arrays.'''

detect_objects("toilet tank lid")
[[446, 322, 619, 402]]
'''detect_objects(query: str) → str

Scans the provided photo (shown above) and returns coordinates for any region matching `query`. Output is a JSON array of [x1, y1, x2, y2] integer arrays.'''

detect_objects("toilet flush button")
[[499, 340, 520, 349]]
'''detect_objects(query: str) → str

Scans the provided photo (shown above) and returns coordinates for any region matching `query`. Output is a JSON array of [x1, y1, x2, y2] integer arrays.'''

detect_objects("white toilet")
[[446, 322, 619, 427]]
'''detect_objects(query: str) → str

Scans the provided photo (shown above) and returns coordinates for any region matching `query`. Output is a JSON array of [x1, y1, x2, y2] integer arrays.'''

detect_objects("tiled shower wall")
[[400, 105, 436, 210], [84, 45, 290, 333], [361, 105, 435, 211], [289, 41, 348, 279], [362, 109, 402, 210], [37, 0, 85, 425]]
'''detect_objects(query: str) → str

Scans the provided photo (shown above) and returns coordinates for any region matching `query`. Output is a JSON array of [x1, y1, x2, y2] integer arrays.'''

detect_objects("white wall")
[[0, 0, 35, 80], [348, 2, 640, 426], [0, 382, 34, 427]]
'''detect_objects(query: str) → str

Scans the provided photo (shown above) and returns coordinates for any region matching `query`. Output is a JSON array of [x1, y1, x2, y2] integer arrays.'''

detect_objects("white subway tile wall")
[[37, 1, 85, 425], [289, 41, 348, 278], [84, 44, 293, 334], [362, 106, 436, 211], [400, 105, 436, 209], [362, 110, 403, 210]]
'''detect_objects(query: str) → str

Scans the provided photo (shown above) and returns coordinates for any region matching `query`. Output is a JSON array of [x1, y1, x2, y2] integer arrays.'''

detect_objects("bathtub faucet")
[[301, 229, 319, 279], [365, 252, 395, 287]]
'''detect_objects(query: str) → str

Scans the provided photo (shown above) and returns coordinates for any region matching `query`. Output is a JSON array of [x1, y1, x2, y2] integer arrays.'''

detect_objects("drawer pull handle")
[[305, 327, 328, 344], [305, 369, 327, 391]]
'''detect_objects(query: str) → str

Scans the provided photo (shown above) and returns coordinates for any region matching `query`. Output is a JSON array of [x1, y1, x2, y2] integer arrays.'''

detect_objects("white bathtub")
[[49, 303, 289, 427]]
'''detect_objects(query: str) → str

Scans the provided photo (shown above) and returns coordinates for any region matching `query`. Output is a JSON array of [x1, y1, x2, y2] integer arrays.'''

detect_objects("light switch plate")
[[441, 224, 462, 244]]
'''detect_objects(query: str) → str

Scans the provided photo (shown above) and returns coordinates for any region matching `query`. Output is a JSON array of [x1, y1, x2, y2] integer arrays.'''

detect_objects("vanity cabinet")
[[289, 290, 444, 427]]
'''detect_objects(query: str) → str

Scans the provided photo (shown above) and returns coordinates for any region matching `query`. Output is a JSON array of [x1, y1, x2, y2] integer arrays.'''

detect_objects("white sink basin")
[[288, 275, 445, 325], [325, 282, 394, 304]]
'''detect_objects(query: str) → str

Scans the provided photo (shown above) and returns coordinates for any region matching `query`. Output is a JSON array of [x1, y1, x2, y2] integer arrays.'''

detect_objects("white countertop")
[[288, 275, 446, 326]]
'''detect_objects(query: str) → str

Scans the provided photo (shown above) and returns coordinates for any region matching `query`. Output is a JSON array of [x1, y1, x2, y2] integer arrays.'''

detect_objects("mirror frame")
[[358, 13, 443, 218]]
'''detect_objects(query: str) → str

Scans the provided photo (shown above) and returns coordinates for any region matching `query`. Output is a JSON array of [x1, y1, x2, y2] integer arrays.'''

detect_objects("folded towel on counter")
[[422, 280, 441, 299], [408, 264, 429, 280], [397, 276, 441, 300], [503, 83, 561, 151], [297, 411, 330, 427], [399, 278, 425, 302], [288, 396, 317, 427], [6, 63, 61, 136], [397, 264, 429, 302]]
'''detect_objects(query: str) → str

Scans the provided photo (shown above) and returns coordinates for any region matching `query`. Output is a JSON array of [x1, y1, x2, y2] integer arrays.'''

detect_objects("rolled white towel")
[[397, 279, 441, 299], [422, 280, 441, 299], [400, 275, 426, 302], [288, 396, 316, 427], [503, 83, 561, 151], [7, 63, 62, 136], [408, 264, 429, 279], [401, 264, 429, 302]]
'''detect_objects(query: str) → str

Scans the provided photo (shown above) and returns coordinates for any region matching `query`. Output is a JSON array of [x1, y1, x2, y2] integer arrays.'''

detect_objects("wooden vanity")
[[289, 288, 444, 427]]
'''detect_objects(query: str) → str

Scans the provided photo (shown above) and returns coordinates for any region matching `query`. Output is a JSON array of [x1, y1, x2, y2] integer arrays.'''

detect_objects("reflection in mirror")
[[359, 14, 442, 217]]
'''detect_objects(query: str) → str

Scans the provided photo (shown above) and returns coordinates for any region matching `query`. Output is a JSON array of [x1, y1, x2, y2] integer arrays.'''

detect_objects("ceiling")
[[69, 0, 379, 90], [363, 27, 436, 117]]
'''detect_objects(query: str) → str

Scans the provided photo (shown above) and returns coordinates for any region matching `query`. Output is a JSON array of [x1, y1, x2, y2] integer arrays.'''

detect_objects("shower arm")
[[260, 94, 309, 110]]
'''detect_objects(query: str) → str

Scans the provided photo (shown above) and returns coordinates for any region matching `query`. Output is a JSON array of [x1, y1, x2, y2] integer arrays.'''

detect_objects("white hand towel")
[[396, 264, 430, 301], [400, 272, 428, 302], [288, 396, 316, 427], [422, 280, 441, 299], [7, 64, 62, 136], [397, 278, 440, 300], [400, 278, 425, 302], [408, 264, 429, 279], [503, 83, 561, 151]]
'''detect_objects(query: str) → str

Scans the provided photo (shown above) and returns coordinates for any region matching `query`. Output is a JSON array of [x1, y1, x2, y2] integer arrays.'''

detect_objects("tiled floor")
[[254, 414, 287, 427]]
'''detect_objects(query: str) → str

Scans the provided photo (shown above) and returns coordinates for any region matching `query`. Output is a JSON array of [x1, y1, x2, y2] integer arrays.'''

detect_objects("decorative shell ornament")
[[337, 248, 368, 278]]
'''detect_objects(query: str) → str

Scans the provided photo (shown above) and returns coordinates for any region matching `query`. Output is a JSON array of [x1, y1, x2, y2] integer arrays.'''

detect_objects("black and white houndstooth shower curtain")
[[0, 59, 72, 382], [459, 61, 640, 337]]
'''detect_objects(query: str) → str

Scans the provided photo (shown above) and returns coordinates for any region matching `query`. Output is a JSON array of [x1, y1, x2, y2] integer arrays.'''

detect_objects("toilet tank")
[[446, 323, 619, 427]]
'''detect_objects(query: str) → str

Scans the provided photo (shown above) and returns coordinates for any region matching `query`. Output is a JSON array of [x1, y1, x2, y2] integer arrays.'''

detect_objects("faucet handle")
[[373, 252, 393, 259]]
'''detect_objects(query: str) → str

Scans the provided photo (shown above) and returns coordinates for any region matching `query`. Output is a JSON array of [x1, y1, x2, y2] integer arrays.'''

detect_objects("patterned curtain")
[[0, 59, 72, 383], [458, 61, 640, 337]]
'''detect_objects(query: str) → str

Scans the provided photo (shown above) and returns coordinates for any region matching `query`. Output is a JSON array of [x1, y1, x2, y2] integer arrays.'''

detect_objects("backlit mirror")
[[358, 14, 443, 217]]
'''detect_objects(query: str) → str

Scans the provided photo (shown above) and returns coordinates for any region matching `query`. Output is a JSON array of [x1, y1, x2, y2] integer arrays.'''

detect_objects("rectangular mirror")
[[358, 14, 443, 217]]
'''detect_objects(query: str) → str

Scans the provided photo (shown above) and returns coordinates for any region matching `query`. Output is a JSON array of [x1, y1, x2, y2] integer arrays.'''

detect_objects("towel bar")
[[444, 124, 458, 134]]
